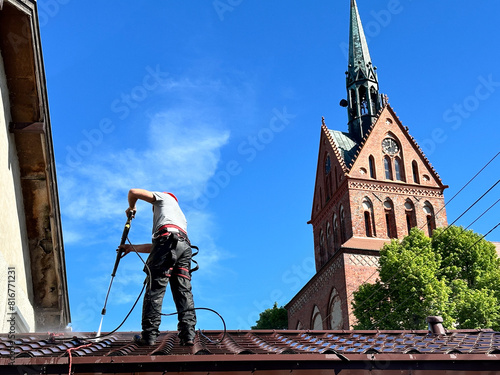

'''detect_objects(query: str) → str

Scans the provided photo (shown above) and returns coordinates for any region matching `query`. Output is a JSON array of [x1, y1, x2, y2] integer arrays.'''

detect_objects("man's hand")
[[126, 207, 136, 218], [117, 244, 133, 258], [118, 243, 153, 255]]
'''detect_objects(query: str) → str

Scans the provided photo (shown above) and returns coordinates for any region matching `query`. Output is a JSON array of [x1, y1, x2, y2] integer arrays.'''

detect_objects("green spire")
[[346, 0, 382, 142], [348, 0, 372, 78]]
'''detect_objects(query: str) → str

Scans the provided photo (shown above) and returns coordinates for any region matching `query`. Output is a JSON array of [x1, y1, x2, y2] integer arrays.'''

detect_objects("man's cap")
[[163, 192, 178, 202]]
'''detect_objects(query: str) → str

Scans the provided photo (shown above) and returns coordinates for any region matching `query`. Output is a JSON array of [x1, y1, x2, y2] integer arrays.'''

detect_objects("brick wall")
[[289, 106, 449, 330], [287, 250, 381, 330], [287, 254, 348, 330]]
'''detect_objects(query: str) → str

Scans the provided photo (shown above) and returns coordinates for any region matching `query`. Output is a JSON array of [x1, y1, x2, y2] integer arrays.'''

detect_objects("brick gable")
[[289, 105, 448, 330], [349, 105, 446, 190]]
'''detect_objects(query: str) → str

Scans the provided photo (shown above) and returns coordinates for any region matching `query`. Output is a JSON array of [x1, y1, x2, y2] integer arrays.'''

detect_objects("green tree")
[[352, 226, 500, 330], [252, 302, 288, 329]]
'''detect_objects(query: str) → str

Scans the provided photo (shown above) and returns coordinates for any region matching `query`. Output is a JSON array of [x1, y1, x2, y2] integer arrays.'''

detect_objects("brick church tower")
[[286, 0, 449, 330]]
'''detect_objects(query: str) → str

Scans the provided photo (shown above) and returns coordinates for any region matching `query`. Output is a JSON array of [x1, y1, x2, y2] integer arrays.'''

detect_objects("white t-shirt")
[[151, 192, 187, 234]]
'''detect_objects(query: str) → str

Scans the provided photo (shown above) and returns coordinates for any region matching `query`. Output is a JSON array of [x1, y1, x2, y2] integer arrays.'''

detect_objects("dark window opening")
[[405, 201, 416, 234], [364, 211, 373, 237], [369, 155, 376, 179], [412, 161, 420, 184], [333, 215, 339, 252], [384, 200, 397, 239], [359, 86, 368, 115], [384, 156, 393, 180], [424, 203, 436, 236], [349, 90, 358, 117], [370, 87, 378, 114], [406, 213, 412, 234], [395, 157, 404, 181], [427, 215, 435, 236], [340, 209, 346, 244], [385, 213, 391, 238]]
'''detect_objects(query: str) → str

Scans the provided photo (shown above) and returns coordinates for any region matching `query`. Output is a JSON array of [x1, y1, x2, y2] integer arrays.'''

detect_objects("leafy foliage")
[[252, 302, 288, 329], [352, 226, 500, 330]]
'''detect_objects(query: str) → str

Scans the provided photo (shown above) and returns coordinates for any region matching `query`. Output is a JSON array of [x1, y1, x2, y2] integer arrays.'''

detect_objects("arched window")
[[311, 306, 323, 330], [340, 206, 347, 244], [423, 202, 436, 236], [326, 221, 331, 250], [349, 89, 357, 116], [404, 199, 417, 235], [369, 155, 376, 179], [319, 230, 325, 265], [370, 86, 378, 114], [412, 161, 420, 184], [362, 198, 376, 237], [384, 156, 393, 180], [394, 157, 404, 181], [328, 288, 344, 329], [296, 321, 303, 330], [333, 214, 339, 251], [359, 86, 368, 115], [325, 154, 332, 201], [384, 199, 397, 239]]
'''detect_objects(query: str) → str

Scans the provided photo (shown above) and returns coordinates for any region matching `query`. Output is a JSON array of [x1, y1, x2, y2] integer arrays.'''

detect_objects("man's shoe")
[[133, 334, 156, 346]]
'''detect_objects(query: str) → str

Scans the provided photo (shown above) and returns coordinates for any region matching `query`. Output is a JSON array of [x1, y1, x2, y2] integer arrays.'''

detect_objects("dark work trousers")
[[141, 234, 196, 341]]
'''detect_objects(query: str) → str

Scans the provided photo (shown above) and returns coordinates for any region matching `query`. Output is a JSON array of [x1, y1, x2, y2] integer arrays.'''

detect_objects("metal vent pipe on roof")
[[427, 316, 446, 335]]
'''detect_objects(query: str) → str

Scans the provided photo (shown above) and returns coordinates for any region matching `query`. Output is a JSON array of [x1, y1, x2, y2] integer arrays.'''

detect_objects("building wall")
[[348, 187, 447, 240], [343, 252, 379, 327], [348, 109, 448, 238], [311, 129, 354, 271], [288, 107, 448, 330], [287, 254, 349, 330], [287, 250, 381, 330], [0, 50, 35, 332]]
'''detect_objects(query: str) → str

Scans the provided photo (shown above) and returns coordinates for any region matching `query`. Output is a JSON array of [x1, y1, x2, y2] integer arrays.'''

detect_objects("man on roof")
[[119, 189, 196, 346]]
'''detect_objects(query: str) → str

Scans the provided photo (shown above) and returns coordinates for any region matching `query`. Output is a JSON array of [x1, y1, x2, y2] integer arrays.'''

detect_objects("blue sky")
[[38, 0, 500, 333]]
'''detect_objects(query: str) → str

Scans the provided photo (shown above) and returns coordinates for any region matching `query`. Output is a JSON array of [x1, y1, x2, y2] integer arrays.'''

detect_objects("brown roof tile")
[[2, 330, 500, 373], [4, 329, 500, 358]]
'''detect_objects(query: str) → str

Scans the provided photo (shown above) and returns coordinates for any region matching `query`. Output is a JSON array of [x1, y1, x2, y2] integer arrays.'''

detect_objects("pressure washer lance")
[[95, 211, 134, 340]]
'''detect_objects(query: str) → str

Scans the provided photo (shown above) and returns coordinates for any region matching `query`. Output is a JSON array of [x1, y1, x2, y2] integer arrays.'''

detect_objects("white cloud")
[[61, 229, 84, 245], [58, 108, 230, 224]]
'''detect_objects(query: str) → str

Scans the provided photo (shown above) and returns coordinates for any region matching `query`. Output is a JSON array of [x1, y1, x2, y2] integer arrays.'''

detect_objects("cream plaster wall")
[[0, 50, 36, 332]]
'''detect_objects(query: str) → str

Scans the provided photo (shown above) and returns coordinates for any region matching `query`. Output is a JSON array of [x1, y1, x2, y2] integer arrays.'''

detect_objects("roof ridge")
[[322, 117, 349, 173]]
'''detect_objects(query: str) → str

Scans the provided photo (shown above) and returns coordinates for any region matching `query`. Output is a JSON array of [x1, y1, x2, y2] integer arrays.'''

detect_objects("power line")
[[350, 180, 499, 327], [354, 202, 498, 330], [320, 151, 500, 327], [368, 220, 500, 330], [433, 151, 499, 219], [447, 180, 499, 227]]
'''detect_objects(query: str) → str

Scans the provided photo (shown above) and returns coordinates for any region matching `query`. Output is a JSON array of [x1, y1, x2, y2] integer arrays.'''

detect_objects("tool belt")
[[152, 224, 199, 275], [153, 224, 190, 244]]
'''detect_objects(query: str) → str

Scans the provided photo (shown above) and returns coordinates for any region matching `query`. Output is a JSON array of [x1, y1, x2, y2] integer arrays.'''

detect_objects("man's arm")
[[119, 243, 152, 257], [127, 188, 156, 216]]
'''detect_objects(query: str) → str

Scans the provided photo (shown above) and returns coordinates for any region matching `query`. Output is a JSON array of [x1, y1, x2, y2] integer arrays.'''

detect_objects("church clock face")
[[382, 138, 399, 155]]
